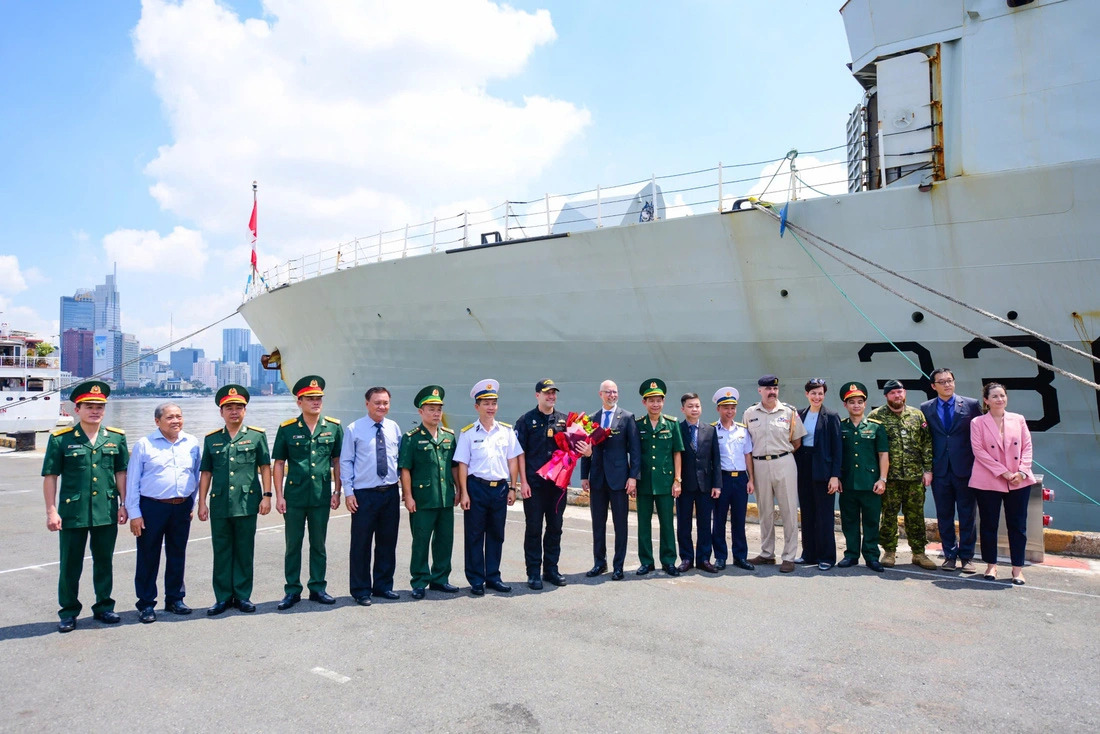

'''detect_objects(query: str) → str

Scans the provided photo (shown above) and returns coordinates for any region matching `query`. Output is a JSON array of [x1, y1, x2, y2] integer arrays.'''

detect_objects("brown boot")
[[912, 552, 938, 570], [881, 551, 896, 568]]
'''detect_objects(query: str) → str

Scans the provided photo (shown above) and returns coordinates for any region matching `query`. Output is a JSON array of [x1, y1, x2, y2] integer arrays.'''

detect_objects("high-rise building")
[[59, 289, 95, 334], [170, 347, 204, 379], [61, 329, 94, 377], [222, 328, 250, 364], [93, 265, 121, 332], [92, 329, 117, 382], [121, 333, 141, 387], [217, 361, 251, 389], [191, 359, 217, 389]]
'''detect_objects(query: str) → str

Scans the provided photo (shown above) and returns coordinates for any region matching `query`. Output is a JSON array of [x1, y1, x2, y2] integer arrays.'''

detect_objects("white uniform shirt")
[[453, 420, 523, 481], [715, 421, 753, 471]]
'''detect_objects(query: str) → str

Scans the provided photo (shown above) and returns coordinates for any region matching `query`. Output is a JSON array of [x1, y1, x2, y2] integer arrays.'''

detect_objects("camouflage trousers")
[[879, 479, 928, 553]]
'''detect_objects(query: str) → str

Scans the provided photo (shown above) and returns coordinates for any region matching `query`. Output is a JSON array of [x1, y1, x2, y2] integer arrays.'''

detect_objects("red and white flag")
[[248, 200, 258, 270]]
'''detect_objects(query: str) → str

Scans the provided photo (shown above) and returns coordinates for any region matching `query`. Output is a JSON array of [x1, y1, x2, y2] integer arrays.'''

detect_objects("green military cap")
[[71, 380, 110, 404], [639, 378, 667, 398], [841, 381, 868, 401], [882, 379, 904, 394], [415, 385, 445, 408], [293, 375, 325, 398], [215, 384, 250, 407]]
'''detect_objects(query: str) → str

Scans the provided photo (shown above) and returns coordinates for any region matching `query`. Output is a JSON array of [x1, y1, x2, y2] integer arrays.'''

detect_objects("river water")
[[102, 395, 303, 441]]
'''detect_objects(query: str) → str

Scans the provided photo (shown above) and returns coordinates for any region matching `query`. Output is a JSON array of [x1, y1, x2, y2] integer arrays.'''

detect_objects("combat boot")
[[912, 552, 938, 570], [881, 551, 896, 567]]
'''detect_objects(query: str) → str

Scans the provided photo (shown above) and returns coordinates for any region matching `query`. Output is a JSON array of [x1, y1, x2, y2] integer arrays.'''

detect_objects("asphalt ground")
[[1, 449, 1098, 733]]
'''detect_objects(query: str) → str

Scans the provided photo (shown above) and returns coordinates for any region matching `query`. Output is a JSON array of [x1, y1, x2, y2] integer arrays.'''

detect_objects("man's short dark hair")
[[365, 387, 391, 401], [930, 368, 954, 382], [680, 392, 699, 406]]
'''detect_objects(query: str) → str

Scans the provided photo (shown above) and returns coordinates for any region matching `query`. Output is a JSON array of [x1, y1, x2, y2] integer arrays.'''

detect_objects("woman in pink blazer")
[[969, 383, 1034, 585]]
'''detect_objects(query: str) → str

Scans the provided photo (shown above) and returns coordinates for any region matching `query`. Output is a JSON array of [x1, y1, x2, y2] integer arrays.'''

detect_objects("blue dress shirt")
[[125, 429, 202, 519], [802, 411, 819, 447], [340, 416, 402, 494]]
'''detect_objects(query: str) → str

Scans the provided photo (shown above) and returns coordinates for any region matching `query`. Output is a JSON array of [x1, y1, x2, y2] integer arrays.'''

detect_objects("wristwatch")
[[674, 477, 682, 483], [263, 492, 273, 497]]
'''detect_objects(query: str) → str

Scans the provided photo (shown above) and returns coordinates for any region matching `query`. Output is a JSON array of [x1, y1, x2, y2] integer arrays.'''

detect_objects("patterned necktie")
[[602, 410, 611, 429], [690, 423, 698, 452], [940, 401, 952, 433], [374, 422, 387, 478]]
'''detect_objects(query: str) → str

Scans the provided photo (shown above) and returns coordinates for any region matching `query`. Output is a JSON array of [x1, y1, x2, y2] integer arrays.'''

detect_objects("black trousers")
[[464, 477, 509, 586], [675, 490, 714, 563], [135, 495, 194, 610], [589, 484, 629, 571], [712, 472, 749, 562], [976, 485, 1032, 566], [523, 476, 566, 576], [795, 450, 837, 565], [349, 485, 400, 597]]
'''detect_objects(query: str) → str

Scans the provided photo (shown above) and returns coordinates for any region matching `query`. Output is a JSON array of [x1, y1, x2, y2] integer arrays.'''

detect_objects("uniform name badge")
[[546, 428, 554, 437]]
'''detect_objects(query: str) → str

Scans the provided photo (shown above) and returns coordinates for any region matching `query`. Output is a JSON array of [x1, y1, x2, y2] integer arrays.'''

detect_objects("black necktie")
[[690, 424, 698, 452], [374, 422, 387, 478], [940, 402, 952, 433]]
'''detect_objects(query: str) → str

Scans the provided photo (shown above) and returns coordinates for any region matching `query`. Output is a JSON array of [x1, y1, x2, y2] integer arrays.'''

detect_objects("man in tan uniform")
[[742, 375, 806, 572]]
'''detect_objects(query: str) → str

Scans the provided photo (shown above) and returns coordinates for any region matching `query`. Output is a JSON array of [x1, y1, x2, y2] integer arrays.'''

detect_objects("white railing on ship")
[[246, 155, 849, 299], [0, 355, 59, 370]]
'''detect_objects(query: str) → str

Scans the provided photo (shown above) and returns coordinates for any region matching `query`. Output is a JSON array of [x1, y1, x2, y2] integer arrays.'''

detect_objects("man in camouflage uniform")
[[868, 380, 937, 570]]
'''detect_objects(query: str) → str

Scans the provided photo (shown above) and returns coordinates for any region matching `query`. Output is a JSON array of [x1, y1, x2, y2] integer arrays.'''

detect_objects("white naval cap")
[[471, 378, 500, 400], [712, 387, 739, 406]]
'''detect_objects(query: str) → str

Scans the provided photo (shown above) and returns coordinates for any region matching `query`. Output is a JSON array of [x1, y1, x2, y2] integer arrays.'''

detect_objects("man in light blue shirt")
[[340, 387, 403, 605], [125, 402, 201, 622]]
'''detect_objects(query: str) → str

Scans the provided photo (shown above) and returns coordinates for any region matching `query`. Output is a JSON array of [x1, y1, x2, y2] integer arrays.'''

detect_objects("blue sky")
[[0, 0, 860, 358]]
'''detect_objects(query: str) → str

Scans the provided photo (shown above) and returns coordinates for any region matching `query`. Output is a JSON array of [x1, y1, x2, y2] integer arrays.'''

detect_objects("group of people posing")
[[41, 367, 1037, 633]]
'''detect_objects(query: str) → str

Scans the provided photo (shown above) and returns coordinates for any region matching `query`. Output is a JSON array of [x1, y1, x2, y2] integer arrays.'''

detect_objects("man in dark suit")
[[580, 380, 642, 581], [920, 368, 981, 573], [676, 393, 721, 573]]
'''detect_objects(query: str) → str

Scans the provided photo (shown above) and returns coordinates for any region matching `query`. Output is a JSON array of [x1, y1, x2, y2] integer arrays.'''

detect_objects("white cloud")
[[742, 155, 849, 205], [0, 255, 29, 293], [102, 226, 209, 277], [133, 0, 590, 264]]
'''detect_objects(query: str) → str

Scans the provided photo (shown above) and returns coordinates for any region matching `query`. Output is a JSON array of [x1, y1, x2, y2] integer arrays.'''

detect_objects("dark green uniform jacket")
[[201, 425, 271, 518], [272, 415, 343, 507], [42, 425, 129, 528]]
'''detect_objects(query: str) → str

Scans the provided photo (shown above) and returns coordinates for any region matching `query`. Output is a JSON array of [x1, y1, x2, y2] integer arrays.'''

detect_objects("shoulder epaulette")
[[247, 425, 265, 433], [664, 414, 677, 421], [461, 423, 475, 433], [206, 428, 223, 437], [51, 426, 74, 437], [498, 421, 512, 428], [280, 418, 297, 427], [782, 403, 797, 411], [441, 426, 454, 434], [404, 427, 420, 437], [867, 418, 883, 425], [324, 416, 340, 424], [710, 420, 719, 426], [105, 426, 125, 434], [736, 421, 746, 428]]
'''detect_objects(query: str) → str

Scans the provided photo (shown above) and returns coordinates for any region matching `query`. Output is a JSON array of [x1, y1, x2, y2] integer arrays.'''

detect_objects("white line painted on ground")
[[883, 566, 1100, 598], [311, 667, 350, 683]]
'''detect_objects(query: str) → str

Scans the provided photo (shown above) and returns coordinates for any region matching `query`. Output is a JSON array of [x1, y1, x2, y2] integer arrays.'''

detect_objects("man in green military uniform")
[[868, 379, 937, 570], [634, 378, 684, 577], [838, 382, 889, 573], [398, 385, 460, 600], [272, 375, 343, 610], [42, 380, 129, 632], [197, 384, 272, 615]]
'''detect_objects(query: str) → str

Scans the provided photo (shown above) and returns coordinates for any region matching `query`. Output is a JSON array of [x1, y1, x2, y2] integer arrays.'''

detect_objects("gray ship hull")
[[241, 159, 1100, 530]]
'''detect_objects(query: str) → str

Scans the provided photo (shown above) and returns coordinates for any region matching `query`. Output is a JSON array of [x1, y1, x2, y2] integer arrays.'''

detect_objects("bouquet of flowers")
[[536, 412, 613, 489]]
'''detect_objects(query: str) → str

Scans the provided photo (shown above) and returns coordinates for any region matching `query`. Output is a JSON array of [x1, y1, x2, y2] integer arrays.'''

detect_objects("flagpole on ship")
[[245, 180, 259, 298]]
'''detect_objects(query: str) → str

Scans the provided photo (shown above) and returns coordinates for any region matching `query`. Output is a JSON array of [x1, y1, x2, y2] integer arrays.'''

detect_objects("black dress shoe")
[[543, 571, 567, 587], [277, 593, 301, 610], [207, 601, 231, 616], [373, 590, 400, 601], [57, 617, 76, 633], [837, 557, 858, 568], [308, 591, 336, 605], [93, 611, 121, 624], [527, 576, 544, 590], [714, 560, 727, 570], [411, 588, 426, 600], [429, 582, 459, 593], [867, 560, 885, 573], [164, 601, 192, 615], [676, 560, 693, 573], [139, 607, 157, 624], [354, 595, 372, 606], [236, 599, 256, 613], [470, 585, 485, 597], [485, 580, 512, 593], [817, 562, 834, 571], [611, 569, 625, 581], [585, 563, 608, 578], [636, 564, 653, 576], [663, 564, 681, 577], [733, 558, 755, 571], [696, 560, 718, 573]]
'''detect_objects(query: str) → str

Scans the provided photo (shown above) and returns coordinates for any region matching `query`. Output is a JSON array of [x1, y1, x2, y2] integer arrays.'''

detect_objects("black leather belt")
[[470, 476, 507, 487], [147, 496, 189, 505], [752, 452, 790, 461], [355, 483, 398, 491], [724, 471, 741, 477]]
